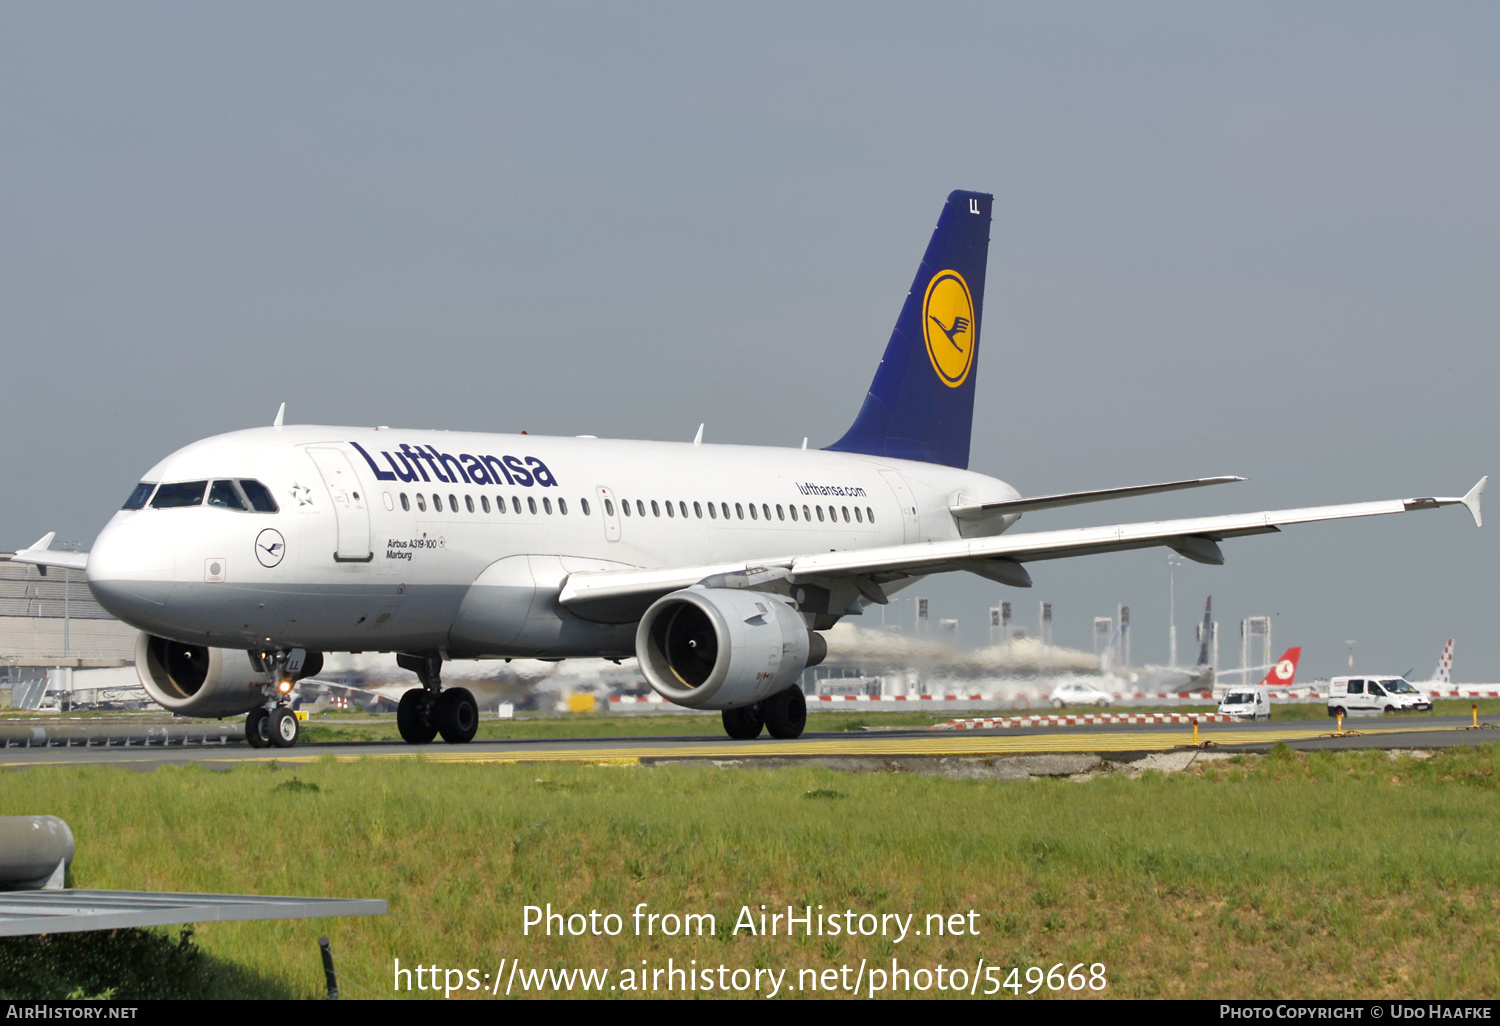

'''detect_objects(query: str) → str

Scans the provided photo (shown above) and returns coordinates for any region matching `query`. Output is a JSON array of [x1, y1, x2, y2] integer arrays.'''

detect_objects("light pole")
[[60, 542, 81, 660], [1166, 554, 1184, 669], [1346, 640, 1356, 673]]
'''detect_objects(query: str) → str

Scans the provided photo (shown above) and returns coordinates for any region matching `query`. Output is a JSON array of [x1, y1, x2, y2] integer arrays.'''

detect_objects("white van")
[[1218, 686, 1271, 720], [1327, 676, 1432, 717]]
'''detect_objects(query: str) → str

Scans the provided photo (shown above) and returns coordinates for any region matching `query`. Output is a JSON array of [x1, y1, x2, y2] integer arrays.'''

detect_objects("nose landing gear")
[[244, 649, 303, 748], [395, 654, 479, 745]]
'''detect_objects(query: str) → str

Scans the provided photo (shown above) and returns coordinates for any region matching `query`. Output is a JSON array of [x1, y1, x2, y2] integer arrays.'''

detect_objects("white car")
[[1049, 682, 1113, 708], [1218, 686, 1271, 720]]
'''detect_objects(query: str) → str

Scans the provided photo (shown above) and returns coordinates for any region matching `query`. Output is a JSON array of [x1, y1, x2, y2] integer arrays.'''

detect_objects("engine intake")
[[635, 588, 826, 709], [135, 633, 268, 717]]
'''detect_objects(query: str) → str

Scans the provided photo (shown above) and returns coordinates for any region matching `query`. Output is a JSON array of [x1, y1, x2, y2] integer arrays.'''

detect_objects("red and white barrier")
[[934, 713, 1236, 730]]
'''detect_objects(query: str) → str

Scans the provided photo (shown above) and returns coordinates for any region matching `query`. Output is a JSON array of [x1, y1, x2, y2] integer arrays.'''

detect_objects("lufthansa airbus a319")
[[9, 192, 1486, 747]]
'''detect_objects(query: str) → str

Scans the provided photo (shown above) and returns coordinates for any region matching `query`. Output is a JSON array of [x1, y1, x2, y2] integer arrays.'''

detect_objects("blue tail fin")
[[825, 190, 993, 469]]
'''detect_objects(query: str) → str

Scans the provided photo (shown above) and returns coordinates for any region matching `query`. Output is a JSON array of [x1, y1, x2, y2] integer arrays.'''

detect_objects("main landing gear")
[[394, 653, 479, 745], [722, 687, 806, 740], [245, 649, 304, 749]]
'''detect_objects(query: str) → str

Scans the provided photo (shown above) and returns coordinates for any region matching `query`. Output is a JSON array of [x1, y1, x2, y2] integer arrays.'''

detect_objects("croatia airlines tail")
[[6, 190, 1487, 748]]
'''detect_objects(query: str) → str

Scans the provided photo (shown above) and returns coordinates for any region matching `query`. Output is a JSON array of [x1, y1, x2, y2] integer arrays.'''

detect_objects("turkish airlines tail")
[[1431, 639, 1454, 685], [1257, 647, 1302, 689]]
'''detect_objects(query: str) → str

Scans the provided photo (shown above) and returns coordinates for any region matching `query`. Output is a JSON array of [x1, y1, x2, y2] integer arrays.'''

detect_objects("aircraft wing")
[[559, 478, 1485, 620], [6, 533, 89, 571]]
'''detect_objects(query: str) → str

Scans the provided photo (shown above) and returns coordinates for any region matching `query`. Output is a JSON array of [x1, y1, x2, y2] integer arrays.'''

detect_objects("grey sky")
[[3, 3, 1496, 680]]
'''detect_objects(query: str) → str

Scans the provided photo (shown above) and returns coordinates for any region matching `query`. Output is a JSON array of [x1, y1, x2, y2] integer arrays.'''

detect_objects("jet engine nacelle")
[[134, 633, 272, 718], [635, 588, 827, 710]]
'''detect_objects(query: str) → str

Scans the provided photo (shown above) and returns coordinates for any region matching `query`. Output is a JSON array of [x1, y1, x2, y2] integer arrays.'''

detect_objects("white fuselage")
[[85, 426, 1020, 660]]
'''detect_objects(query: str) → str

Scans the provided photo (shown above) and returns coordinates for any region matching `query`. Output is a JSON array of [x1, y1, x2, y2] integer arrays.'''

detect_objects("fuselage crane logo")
[[255, 529, 286, 568], [922, 269, 976, 388]]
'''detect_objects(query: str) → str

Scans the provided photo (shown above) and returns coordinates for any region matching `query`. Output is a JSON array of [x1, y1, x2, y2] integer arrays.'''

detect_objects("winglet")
[[273, 402, 285, 429], [693, 423, 704, 447], [28, 532, 56, 553], [1463, 476, 1486, 528]]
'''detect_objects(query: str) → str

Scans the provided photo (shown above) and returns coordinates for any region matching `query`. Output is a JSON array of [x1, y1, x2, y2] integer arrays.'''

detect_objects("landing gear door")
[[596, 486, 621, 542], [879, 469, 920, 544], [307, 447, 374, 562]]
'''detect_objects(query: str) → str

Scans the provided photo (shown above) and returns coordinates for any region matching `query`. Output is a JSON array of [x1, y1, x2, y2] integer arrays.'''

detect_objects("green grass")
[[0, 743, 1496, 998]]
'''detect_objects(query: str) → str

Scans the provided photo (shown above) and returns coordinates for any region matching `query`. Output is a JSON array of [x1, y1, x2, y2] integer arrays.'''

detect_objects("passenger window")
[[481, 495, 490, 513], [816, 506, 825, 522], [121, 482, 156, 510], [866, 507, 874, 523], [664, 500, 673, 518], [707, 502, 717, 519], [603, 499, 613, 516], [776, 504, 784, 521], [621, 498, 631, 517], [542, 497, 551, 514], [854, 507, 862, 523], [512, 496, 522, 514], [651, 500, 660, 517], [449, 494, 458, 512], [528, 497, 538, 514], [789, 505, 798, 522], [495, 495, 506, 514], [735, 503, 744, 520], [748, 503, 757, 520], [802, 505, 811, 521], [465, 495, 475, 513], [416, 494, 427, 512], [721, 502, 730, 519], [207, 480, 247, 510], [679, 501, 688, 518], [842, 506, 850, 522], [1349, 681, 1364, 694], [762, 503, 770, 521], [434, 495, 443, 512], [238, 480, 280, 513], [382, 492, 394, 511], [559, 498, 568, 515], [580, 498, 590, 516], [400, 493, 410, 512], [693, 501, 702, 519], [151, 481, 208, 509]]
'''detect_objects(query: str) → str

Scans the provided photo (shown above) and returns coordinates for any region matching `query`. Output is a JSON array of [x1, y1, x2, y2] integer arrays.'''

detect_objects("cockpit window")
[[207, 480, 248, 510], [150, 481, 208, 508], [238, 479, 279, 513], [121, 482, 155, 510]]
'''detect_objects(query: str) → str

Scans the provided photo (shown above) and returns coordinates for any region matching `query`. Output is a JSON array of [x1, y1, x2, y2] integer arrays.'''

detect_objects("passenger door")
[[306, 447, 374, 562]]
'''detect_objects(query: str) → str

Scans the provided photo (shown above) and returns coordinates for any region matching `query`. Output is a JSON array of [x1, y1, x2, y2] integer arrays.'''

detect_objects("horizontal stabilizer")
[[950, 476, 1245, 520]]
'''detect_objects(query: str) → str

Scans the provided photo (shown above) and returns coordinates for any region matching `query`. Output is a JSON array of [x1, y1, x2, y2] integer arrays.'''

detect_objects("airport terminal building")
[[0, 561, 137, 703]]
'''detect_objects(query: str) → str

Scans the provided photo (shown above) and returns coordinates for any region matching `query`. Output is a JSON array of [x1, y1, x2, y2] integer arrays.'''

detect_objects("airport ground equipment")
[[0, 815, 384, 937], [0, 816, 74, 890]]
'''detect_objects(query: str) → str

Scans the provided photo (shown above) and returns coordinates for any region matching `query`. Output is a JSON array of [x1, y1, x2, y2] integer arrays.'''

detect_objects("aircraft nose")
[[86, 521, 175, 625]]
